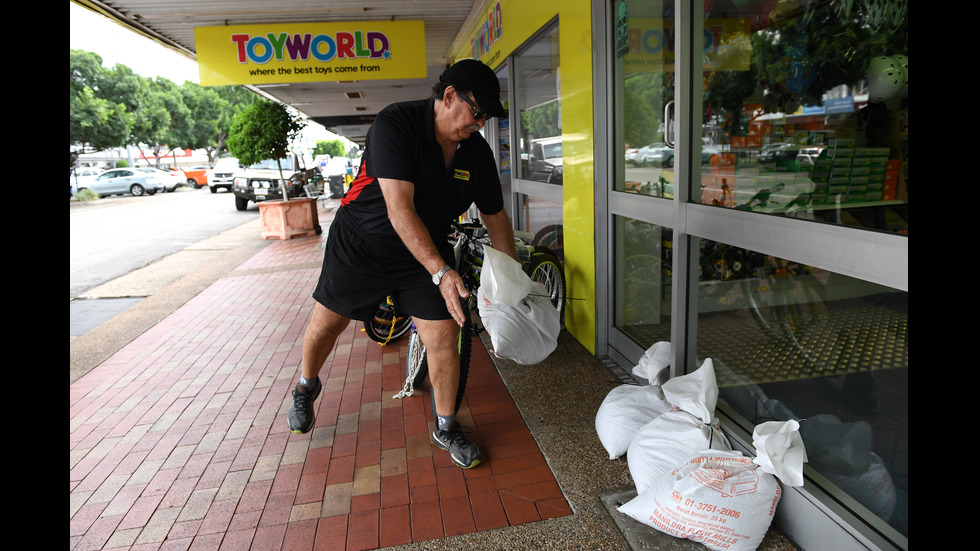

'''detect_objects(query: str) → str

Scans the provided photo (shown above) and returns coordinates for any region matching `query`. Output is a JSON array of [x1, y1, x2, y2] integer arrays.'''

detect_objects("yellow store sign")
[[195, 21, 427, 85]]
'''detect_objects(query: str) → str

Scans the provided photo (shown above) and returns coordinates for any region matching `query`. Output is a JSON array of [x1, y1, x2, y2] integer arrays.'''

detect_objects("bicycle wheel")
[[429, 319, 472, 417], [743, 268, 826, 369], [532, 224, 564, 261], [364, 301, 412, 344], [526, 251, 566, 325]]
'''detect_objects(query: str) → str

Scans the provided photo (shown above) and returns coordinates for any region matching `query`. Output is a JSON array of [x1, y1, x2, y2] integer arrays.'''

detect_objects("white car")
[[81, 168, 167, 197], [70, 167, 103, 196], [207, 158, 241, 193], [142, 167, 187, 192]]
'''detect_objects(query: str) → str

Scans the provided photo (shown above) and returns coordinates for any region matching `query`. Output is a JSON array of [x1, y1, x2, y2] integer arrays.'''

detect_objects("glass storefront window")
[[697, 2, 908, 234], [614, 0, 675, 198], [517, 195, 564, 259], [515, 25, 562, 185], [513, 23, 565, 254], [613, 215, 672, 347], [695, 238, 907, 537]]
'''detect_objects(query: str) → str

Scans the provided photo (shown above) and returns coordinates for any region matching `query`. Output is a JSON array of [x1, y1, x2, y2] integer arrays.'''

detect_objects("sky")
[[69, 2, 345, 146], [70, 2, 201, 84]]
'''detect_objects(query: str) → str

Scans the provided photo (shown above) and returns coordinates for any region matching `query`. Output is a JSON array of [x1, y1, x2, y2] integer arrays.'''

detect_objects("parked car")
[[183, 166, 210, 188], [208, 158, 240, 193], [640, 145, 674, 167], [81, 168, 167, 197], [526, 137, 563, 183], [70, 167, 103, 196], [625, 143, 665, 166], [232, 156, 319, 211], [759, 143, 802, 171], [147, 167, 187, 192]]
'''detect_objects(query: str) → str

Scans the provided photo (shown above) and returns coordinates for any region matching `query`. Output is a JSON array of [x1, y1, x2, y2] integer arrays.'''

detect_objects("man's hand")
[[482, 209, 519, 261], [438, 269, 470, 327], [378, 177, 471, 326]]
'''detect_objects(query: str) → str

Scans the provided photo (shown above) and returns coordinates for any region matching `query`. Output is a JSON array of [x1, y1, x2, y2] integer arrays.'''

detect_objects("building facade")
[[449, 0, 908, 549]]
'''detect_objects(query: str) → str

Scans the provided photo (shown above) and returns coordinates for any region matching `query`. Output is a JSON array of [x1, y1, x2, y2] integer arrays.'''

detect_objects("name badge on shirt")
[[453, 169, 470, 181]]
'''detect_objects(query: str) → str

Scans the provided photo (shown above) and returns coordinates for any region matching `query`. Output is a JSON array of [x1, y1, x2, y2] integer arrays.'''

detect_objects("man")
[[287, 59, 517, 470]]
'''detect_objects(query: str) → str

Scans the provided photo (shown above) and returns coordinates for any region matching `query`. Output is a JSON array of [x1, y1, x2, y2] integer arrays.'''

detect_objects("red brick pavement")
[[70, 234, 571, 550]]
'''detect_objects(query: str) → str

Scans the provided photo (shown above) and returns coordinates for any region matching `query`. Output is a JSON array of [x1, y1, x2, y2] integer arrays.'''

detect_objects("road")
[[69, 188, 260, 299]]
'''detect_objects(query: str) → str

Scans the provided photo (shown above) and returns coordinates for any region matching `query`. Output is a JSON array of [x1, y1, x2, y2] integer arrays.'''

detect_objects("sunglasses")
[[458, 93, 489, 121]]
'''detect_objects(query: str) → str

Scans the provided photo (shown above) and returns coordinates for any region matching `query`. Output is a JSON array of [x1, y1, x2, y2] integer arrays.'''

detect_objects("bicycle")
[[362, 295, 413, 344], [698, 240, 828, 370], [394, 219, 566, 416]]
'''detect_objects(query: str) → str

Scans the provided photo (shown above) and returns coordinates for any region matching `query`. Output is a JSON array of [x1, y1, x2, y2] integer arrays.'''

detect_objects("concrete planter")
[[257, 198, 322, 240]]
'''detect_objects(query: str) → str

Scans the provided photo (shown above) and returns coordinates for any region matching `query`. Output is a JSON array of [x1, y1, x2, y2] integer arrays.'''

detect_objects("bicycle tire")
[[743, 269, 826, 369], [526, 251, 566, 325], [532, 224, 564, 260], [364, 304, 412, 344]]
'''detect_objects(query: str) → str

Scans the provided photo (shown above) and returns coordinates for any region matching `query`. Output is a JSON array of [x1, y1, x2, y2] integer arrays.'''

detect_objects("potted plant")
[[227, 100, 320, 239]]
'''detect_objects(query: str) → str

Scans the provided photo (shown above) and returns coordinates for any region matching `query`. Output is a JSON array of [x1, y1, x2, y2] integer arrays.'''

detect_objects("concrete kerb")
[[70, 217, 271, 383]]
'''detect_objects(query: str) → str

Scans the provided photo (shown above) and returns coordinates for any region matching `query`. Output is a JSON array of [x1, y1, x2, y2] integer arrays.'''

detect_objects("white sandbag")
[[662, 358, 719, 424], [620, 450, 782, 551], [480, 245, 532, 307], [595, 384, 672, 460], [631, 341, 671, 382], [478, 281, 560, 365], [626, 358, 729, 493], [620, 421, 807, 551], [626, 408, 731, 494]]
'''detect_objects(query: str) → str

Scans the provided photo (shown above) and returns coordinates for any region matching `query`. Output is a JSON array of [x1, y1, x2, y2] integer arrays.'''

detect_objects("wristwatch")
[[432, 265, 452, 285]]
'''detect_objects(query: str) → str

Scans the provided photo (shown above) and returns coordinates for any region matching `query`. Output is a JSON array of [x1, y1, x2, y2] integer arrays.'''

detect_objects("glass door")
[[511, 22, 564, 258], [608, 0, 676, 360]]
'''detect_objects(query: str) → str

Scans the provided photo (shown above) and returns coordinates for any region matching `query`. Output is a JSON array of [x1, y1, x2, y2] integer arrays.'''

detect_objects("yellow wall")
[[450, 0, 597, 353]]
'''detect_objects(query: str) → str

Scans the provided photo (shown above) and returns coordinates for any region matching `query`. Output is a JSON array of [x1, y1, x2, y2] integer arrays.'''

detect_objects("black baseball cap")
[[438, 59, 507, 118]]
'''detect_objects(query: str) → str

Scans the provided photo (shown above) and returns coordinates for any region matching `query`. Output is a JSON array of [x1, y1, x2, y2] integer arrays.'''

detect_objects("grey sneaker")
[[431, 426, 483, 469], [287, 378, 322, 434]]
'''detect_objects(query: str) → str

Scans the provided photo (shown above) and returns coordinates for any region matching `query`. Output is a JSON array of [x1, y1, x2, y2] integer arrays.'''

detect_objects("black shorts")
[[312, 207, 455, 321]]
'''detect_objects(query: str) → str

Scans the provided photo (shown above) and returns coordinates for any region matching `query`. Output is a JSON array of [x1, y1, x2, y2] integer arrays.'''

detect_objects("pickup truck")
[[231, 156, 320, 211]]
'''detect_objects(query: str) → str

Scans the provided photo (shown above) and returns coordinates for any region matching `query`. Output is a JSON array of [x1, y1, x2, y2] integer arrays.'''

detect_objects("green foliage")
[[622, 71, 676, 148], [115, 159, 129, 168], [75, 188, 102, 201], [227, 101, 306, 167], [520, 100, 560, 141], [70, 87, 133, 151], [314, 139, 346, 158], [70, 48, 257, 162], [181, 82, 224, 151], [70, 50, 134, 151]]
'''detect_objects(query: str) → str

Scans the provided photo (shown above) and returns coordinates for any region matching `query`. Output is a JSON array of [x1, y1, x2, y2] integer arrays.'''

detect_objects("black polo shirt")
[[341, 98, 504, 243]]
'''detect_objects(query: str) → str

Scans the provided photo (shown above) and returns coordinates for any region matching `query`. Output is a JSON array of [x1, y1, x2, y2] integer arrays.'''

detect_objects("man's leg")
[[288, 302, 351, 434], [414, 317, 482, 469]]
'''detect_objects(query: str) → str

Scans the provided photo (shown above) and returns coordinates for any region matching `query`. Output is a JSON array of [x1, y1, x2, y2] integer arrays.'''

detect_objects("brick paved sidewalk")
[[70, 234, 570, 551]]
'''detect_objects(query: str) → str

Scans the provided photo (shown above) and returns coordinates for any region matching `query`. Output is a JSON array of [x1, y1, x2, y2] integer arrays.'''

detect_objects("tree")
[[70, 50, 134, 153], [134, 77, 191, 168], [314, 139, 346, 158], [520, 99, 560, 142], [210, 86, 259, 164], [71, 87, 133, 153], [227, 100, 305, 200], [180, 82, 225, 162]]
